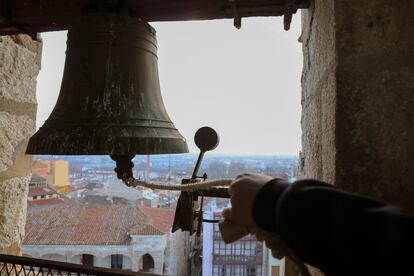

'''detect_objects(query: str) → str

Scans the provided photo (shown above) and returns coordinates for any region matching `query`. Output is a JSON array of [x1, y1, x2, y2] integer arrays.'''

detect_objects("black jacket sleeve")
[[252, 179, 414, 276]]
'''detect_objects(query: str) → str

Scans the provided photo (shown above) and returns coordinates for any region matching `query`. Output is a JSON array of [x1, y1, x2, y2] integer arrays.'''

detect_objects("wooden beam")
[[0, 0, 309, 35]]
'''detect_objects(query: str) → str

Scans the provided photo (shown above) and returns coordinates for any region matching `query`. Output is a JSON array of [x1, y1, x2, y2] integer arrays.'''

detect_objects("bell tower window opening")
[[29, 15, 302, 276]]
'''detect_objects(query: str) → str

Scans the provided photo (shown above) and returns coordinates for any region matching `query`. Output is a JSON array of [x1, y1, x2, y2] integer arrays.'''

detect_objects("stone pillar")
[[300, 0, 414, 209], [0, 34, 42, 255], [333, 0, 414, 209], [154, 253, 164, 275], [299, 0, 337, 184], [297, 0, 414, 275]]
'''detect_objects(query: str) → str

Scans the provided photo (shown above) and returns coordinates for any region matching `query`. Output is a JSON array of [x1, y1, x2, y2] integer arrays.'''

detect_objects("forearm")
[[252, 179, 414, 275]]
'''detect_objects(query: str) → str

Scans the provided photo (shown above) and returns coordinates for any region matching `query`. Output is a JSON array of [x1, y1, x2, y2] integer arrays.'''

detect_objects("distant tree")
[[206, 161, 228, 179], [69, 162, 83, 174], [135, 161, 146, 170], [170, 163, 194, 177], [264, 164, 285, 176], [227, 162, 247, 178]]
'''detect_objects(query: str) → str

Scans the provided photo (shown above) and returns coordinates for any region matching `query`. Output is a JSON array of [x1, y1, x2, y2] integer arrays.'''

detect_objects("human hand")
[[222, 173, 273, 230]]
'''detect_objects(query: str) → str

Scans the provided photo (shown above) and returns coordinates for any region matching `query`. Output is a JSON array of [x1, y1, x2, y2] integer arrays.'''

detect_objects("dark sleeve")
[[252, 179, 414, 276]]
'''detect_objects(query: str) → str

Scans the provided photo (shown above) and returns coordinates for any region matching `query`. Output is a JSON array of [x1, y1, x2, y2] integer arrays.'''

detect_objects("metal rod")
[[191, 151, 205, 180]]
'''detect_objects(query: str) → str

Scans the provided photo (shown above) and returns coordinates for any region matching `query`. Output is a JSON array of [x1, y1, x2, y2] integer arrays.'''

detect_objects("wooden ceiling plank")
[[0, 0, 309, 35]]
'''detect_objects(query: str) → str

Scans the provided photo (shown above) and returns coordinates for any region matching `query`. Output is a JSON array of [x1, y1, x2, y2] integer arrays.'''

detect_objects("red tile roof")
[[30, 173, 46, 184], [137, 206, 175, 234], [28, 186, 58, 197], [24, 201, 176, 245], [130, 206, 175, 235], [28, 198, 63, 207], [31, 160, 49, 179], [130, 224, 164, 235]]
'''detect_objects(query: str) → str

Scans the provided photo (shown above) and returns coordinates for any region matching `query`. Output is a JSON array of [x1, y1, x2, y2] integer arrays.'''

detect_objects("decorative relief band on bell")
[[67, 14, 158, 56]]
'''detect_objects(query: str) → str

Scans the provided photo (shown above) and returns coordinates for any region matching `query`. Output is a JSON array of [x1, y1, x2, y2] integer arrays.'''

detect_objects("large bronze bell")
[[26, 13, 188, 159]]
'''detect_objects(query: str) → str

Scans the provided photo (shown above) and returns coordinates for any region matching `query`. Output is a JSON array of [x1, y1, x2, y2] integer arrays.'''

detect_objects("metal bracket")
[[283, 0, 296, 31], [172, 127, 224, 236], [225, 0, 302, 31], [229, 0, 242, 29]]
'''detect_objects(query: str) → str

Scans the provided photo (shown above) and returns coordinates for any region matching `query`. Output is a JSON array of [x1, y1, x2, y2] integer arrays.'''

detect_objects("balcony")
[[212, 255, 262, 266], [0, 254, 161, 276]]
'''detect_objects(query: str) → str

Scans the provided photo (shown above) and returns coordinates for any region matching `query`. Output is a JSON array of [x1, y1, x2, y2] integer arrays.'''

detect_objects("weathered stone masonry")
[[298, 0, 414, 275], [0, 34, 42, 255], [300, 0, 414, 210]]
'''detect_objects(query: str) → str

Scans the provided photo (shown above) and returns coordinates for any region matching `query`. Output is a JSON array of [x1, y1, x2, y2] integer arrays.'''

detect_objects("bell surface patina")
[[26, 13, 188, 155]]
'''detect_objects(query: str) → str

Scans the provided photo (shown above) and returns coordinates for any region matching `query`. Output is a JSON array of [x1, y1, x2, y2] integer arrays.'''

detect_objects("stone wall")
[[300, 0, 414, 209], [299, 0, 336, 184], [166, 230, 190, 276], [297, 0, 414, 275], [296, 1, 336, 274], [0, 34, 42, 255], [24, 236, 168, 273], [334, 0, 414, 209]]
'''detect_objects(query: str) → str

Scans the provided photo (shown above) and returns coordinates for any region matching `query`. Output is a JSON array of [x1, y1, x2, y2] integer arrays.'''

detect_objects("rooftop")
[[24, 201, 176, 246], [29, 173, 46, 184], [28, 185, 58, 197], [27, 198, 63, 208]]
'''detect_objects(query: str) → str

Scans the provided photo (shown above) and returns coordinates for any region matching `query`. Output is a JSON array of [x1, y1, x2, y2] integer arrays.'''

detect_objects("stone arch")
[[140, 253, 155, 272], [99, 253, 129, 269], [69, 254, 83, 264], [70, 253, 98, 266], [102, 254, 132, 270], [122, 255, 133, 270]]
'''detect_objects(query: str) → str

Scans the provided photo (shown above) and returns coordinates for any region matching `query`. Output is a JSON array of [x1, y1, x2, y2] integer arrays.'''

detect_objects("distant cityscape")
[[63, 153, 298, 181], [24, 154, 297, 275]]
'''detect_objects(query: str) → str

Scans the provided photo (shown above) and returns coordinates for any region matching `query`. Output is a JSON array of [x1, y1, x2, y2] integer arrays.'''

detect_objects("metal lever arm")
[[172, 127, 220, 235]]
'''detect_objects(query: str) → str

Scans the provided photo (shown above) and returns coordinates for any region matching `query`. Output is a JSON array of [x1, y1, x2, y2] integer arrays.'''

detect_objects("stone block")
[[0, 176, 30, 254], [0, 112, 35, 173], [300, 0, 336, 184], [299, 2, 414, 275], [0, 33, 41, 257], [336, 0, 414, 58], [0, 35, 41, 104], [9, 34, 42, 56], [301, 0, 414, 205], [0, 154, 32, 180]]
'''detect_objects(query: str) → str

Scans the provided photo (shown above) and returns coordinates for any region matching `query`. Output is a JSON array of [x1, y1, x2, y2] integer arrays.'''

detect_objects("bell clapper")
[[110, 155, 135, 183]]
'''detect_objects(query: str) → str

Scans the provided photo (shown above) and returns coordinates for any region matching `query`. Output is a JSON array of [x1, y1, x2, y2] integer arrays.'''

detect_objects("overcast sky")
[[36, 17, 303, 156]]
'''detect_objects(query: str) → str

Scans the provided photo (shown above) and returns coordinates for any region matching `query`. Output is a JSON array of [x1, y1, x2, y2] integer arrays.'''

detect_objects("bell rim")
[[26, 136, 189, 155]]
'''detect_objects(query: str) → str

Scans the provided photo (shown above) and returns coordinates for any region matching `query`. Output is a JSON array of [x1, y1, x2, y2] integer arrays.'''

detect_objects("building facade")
[[23, 201, 192, 275], [203, 201, 266, 276], [32, 158, 71, 195], [264, 250, 285, 276], [49, 159, 71, 194]]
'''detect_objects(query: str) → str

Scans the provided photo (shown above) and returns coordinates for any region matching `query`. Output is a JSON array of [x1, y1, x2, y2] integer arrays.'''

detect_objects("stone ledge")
[[9, 34, 42, 57], [0, 154, 32, 181], [0, 112, 35, 173], [0, 98, 37, 117]]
